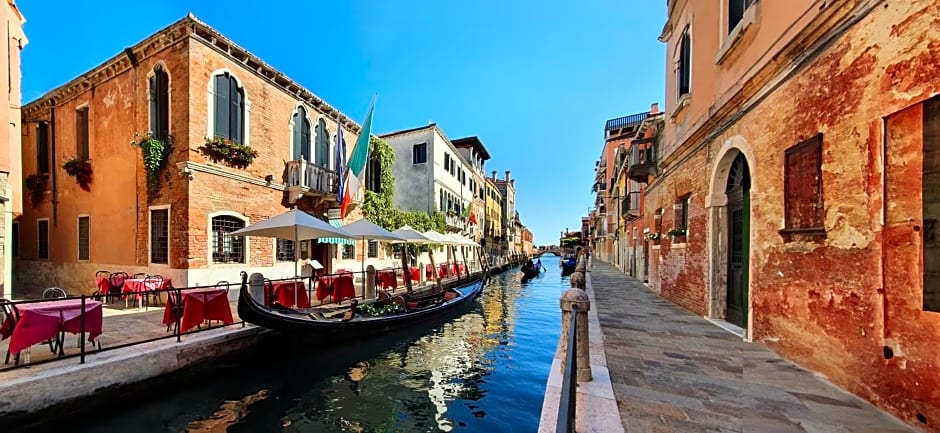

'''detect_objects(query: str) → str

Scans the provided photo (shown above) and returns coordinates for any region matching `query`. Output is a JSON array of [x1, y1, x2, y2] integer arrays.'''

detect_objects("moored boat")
[[560, 255, 577, 277], [237, 271, 486, 341]]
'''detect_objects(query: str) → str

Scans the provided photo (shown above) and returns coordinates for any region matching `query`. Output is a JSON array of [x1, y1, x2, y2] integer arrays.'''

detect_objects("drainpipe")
[[879, 117, 889, 341], [50, 104, 57, 226]]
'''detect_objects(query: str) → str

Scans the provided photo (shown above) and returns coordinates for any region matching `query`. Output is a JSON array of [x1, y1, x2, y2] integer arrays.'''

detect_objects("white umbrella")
[[342, 219, 406, 241], [389, 226, 435, 244], [338, 218, 405, 292], [421, 230, 456, 245], [230, 208, 356, 306]]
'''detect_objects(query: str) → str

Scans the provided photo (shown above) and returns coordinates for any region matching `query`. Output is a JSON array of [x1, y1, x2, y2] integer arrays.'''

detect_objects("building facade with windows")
[[605, 107, 662, 282], [380, 124, 477, 235], [451, 136, 490, 245], [647, 0, 940, 427], [15, 14, 373, 294], [483, 177, 503, 261], [492, 171, 516, 256], [0, 0, 25, 299]]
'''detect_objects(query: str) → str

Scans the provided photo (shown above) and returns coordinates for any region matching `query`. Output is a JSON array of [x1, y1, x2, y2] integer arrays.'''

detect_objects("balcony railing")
[[622, 191, 641, 220], [285, 159, 339, 202], [627, 138, 657, 183], [605, 111, 650, 132], [445, 213, 467, 231]]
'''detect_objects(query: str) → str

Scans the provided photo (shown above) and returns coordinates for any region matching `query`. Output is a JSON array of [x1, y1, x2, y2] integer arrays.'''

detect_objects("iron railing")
[[557, 309, 578, 433]]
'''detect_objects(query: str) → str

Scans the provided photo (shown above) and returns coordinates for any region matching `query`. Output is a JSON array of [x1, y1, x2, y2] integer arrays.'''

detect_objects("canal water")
[[63, 255, 566, 433]]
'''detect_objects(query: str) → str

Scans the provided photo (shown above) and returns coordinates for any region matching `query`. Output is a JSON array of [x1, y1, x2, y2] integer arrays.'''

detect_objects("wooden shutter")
[[301, 118, 311, 161], [155, 70, 169, 139], [76, 107, 89, 160], [292, 111, 303, 160], [37, 123, 49, 173], [230, 78, 243, 144], [785, 134, 824, 230], [214, 75, 229, 139], [678, 30, 691, 96]]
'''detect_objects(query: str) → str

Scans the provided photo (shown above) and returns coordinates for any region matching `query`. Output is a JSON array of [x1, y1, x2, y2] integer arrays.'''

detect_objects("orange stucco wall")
[[15, 17, 364, 294]]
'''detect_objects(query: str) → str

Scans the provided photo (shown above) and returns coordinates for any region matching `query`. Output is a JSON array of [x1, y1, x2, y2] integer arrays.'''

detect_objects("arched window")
[[315, 118, 329, 167], [211, 215, 246, 263], [292, 106, 311, 161], [676, 26, 691, 99], [212, 72, 245, 143], [149, 65, 169, 139]]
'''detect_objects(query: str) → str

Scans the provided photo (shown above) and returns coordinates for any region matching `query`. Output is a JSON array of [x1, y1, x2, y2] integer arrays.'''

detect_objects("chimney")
[[510, 179, 515, 186], [505, 170, 511, 181], [650, 102, 659, 114], [491, 170, 497, 180]]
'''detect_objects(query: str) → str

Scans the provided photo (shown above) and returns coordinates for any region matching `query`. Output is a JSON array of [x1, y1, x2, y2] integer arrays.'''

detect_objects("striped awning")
[[318, 219, 354, 245]]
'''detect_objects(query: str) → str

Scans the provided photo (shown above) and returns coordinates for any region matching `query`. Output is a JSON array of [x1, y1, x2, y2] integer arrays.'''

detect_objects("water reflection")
[[60, 256, 565, 433]]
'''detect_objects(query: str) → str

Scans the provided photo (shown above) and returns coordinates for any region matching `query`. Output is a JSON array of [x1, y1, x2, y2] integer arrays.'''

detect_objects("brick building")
[[645, 0, 940, 428], [0, 0, 25, 299], [607, 106, 663, 282], [15, 14, 384, 295]]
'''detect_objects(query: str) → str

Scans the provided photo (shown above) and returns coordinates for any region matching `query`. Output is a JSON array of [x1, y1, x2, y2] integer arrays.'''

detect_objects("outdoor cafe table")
[[0, 299, 103, 356], [122, 278, 173, 306], [315, 274, 356, 302], [376, 270, 398, 289], [408, 267, 420, 282], [270, 281, 310, 308], [162, 288, 234, 333]]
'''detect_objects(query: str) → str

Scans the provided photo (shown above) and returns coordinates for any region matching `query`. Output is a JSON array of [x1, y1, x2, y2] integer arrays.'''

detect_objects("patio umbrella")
[[389, 226, 435, 293], [230, 208, 356, 306], [339, 218, 405, 292]]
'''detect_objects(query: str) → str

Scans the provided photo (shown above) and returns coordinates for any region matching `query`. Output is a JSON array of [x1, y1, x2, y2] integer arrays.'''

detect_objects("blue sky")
[[19, 1, 665, 245]]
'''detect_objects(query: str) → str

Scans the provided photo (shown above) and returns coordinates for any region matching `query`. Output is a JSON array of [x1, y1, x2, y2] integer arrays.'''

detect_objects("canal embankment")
[[0, 321, 268, 430]]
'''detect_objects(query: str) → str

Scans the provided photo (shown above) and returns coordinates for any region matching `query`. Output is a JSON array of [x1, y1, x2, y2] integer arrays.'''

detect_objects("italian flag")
[[340, 98, 376, 218]]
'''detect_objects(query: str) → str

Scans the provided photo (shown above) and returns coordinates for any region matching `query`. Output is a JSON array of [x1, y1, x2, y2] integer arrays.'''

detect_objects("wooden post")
[[428, 248, 443, 292], [400, 247, 413, 296]]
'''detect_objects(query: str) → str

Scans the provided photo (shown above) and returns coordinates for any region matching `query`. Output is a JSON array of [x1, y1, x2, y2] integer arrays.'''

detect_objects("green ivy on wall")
[[362, 136, 446, 254]]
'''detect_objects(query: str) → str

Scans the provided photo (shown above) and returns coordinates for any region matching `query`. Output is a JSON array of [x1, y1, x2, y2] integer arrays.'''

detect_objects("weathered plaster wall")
[[651, 1, 940, 429]]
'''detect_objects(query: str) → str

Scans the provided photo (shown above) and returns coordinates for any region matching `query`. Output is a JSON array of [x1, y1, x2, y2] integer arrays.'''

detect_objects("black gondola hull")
[[238, 273, 486, 343]]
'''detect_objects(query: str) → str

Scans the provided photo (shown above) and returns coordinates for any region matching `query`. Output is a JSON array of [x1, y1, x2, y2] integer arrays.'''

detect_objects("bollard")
[[559, 288, 592, 382], [366, 265, 376, 299]]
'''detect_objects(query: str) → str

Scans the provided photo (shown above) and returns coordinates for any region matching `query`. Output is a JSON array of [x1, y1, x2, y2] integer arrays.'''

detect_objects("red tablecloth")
[[271, 281, 309, 308], [408, 267, 420, 282], [332, 274, 356, 301], [123, 278, 173, 296], [163, 288, 233, 333], [452, 263, 465, 275], [0, 299, 103, 355], [94, 277, 111, 294], [438, 264, 449, 278], [377, 270, 397, 289]]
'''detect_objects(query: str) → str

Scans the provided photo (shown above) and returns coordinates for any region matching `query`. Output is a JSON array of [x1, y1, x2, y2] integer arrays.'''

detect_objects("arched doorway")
[[725, 153, 750, 328]]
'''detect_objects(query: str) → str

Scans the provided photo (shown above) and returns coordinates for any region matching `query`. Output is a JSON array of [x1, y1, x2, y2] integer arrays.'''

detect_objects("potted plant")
[[199, 135, 258, 169], [667, 226, 687, 243], [63, 157, 93, 191], [25, 173, 49, 208]]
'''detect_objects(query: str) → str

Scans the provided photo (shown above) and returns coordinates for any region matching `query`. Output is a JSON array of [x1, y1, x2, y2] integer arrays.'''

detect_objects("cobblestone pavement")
[[589, 261, 918, 433]]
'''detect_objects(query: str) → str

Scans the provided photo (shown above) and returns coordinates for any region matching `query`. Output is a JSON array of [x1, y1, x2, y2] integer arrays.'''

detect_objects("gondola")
[[237, 270, 486, 341], [560, 255, 577, 277], [520, 265, 540, 281]]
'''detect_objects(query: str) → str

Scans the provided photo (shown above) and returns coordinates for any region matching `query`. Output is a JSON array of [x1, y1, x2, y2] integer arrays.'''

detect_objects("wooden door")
[[726, 153, 750, 328]]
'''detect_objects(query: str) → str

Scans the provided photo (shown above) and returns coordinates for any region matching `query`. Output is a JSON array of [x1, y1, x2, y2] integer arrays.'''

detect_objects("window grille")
[[78, 216, 90, 260], [276, 239, 295, 262], [212, 215, 246, 263], [151, 209, 169, 264]]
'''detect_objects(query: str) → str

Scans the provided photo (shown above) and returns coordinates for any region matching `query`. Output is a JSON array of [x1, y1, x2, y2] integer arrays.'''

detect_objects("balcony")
[[445, 212, 467, 231], [285, 159, 339, 204], [605, 111, 650, 138], [622, 191, 641, 220], [626, 138, 658, 183]]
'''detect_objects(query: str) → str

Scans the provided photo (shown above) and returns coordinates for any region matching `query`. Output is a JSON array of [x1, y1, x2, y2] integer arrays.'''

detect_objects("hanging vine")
[[362, 136, 446, 254], [132, 132, 173, 201]]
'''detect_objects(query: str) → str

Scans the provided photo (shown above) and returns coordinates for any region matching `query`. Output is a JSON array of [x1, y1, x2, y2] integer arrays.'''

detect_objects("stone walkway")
[[589, 261, 918, 433]]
